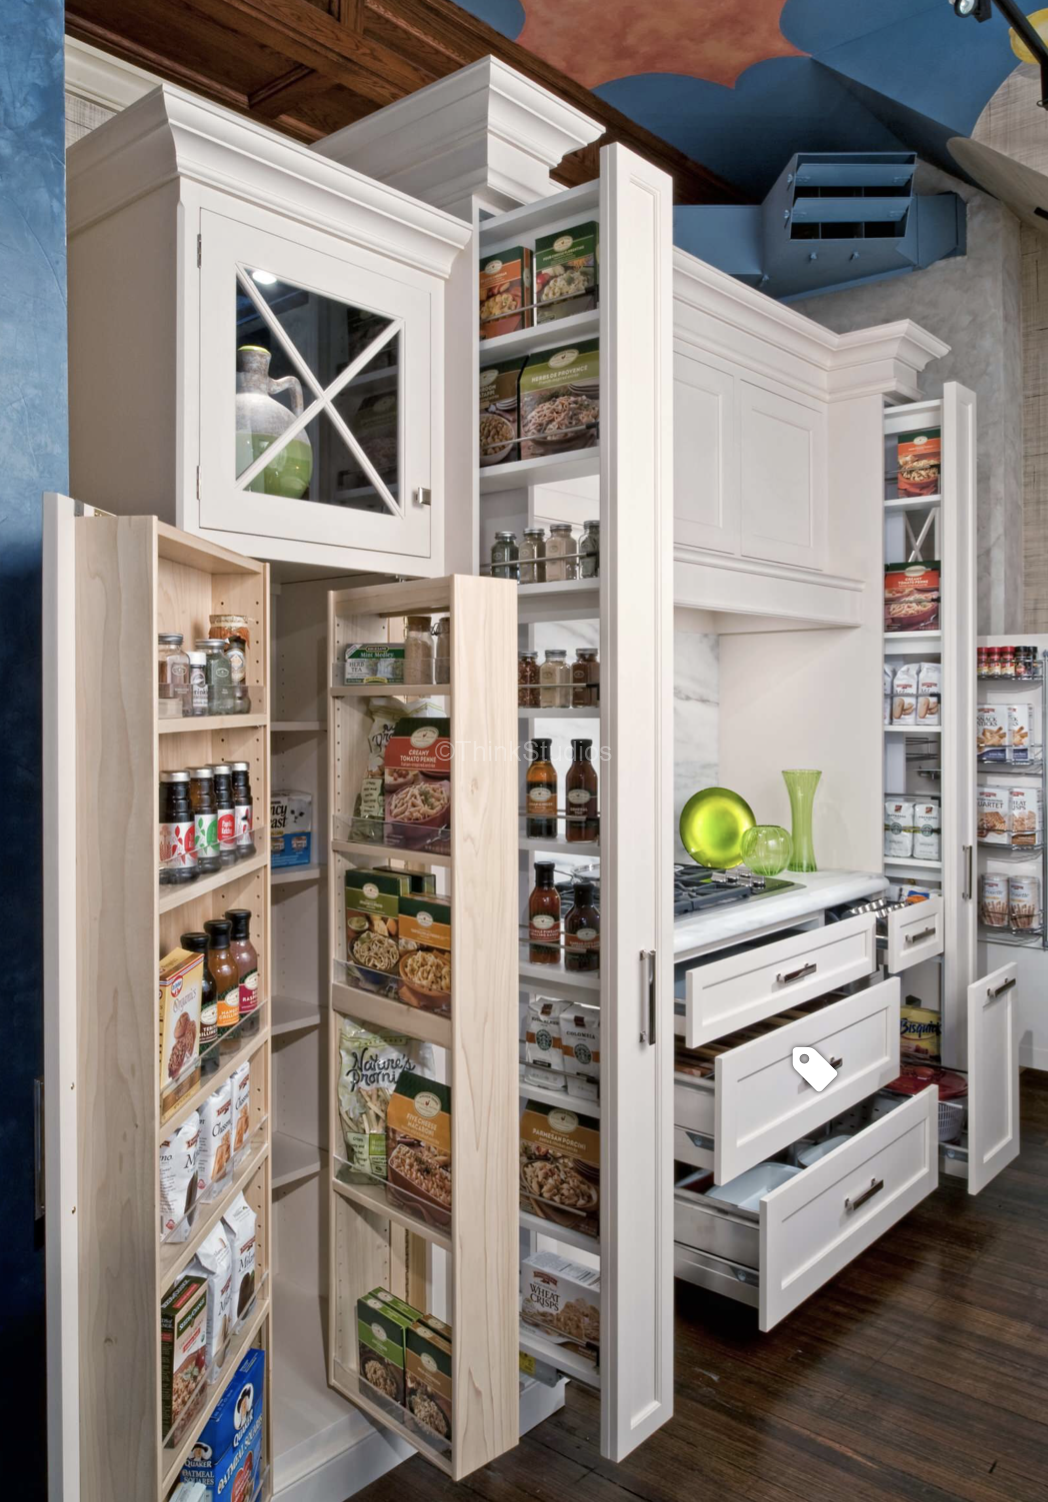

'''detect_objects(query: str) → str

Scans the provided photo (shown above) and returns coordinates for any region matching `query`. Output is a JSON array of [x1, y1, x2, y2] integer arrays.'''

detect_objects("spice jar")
[[526, 738, 557, 840], [528, 861, 561, 965], [186, 650, 209, 717], [491, 531, 519, 581], [572, 648, 599, 708], [230, 762, 256, 859], [159, 771, 197, 885], [196, 638, 235, 716], [545, 522, 577, 583], [403, 616, 434, 685], [203, 919, 240, 1049], [540, 648, 571, 708], [211, 763, 238, 867], [518, 650, 540, 708], [158, 634, 190, 719], [180, 931, 216, 1064], [977, 647, 989, 679], [579, 519, 600, 579], [433, 616, 451, 685], [225, 909, 259, 1036], [565, 880, 600, 972], [1000, 646, 1016, 679], [188, 767, 221, 875], [209, 613, 252, 651], [520, 527, 546, 586]]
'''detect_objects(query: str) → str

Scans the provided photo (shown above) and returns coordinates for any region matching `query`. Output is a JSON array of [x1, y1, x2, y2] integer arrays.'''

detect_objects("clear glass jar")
[[540, 648, 571, 708], [518, 650, 539, 708], [545, 523, 577, 583], [404, 615, 434, 685], [157, 633, 189, 719], [520, 527, 546, 586], [433, 616, 451, 685], [573, 648, 598, 708], [578, 519, 600, 579], [491, 531, 519, 581], [186, 650, 209, 717], [196, 638, 235, 715]]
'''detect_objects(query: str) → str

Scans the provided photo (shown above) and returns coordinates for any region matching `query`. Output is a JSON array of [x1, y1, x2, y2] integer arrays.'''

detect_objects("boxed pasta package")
[[521, 1250, 600, 1365], [397, 894, 451, 1017], [884, 562, 940, 633], [345, 868, 407, 986], [181, 1346, 265, 1502], [519, 1100, 600, 1240], [519, 340, 600, 462], [357, 1286, 416, 1408], [896, 427, 941, 497], [384, 717, 451, 850], [479, 359, 523, 468], [386, 1072, 452, 1228], [406, 1321, 453, 1448], [479, 245, 532, 340], [534, 221, 599, 324]]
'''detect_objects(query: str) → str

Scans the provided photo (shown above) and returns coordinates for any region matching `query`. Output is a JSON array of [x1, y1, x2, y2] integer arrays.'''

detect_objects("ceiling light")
[[252, 269, 277, 285]]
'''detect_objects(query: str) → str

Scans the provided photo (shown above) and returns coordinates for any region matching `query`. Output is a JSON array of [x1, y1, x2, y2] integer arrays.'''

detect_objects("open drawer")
[[674, 1086, 939, 1330], [675, 975, 901, 1183], [675, 912, 877, 1048], [882, 895, 944, 974]]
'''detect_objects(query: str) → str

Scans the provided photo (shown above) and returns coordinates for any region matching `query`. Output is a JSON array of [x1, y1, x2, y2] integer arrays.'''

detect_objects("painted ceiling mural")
[[457, 0, 1022, 196]]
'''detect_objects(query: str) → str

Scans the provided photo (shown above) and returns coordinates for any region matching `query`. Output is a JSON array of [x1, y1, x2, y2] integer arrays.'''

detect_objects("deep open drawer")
[[673, 1085, 938, 1330], [882, 895, 944, 973], [674, 974, 901, 1183], [674, 911, 877, 1048]]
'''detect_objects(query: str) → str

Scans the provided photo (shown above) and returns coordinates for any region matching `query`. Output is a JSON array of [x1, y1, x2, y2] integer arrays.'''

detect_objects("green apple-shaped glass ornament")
[[679, 787, 755, 870], [740, 824, 793, 877]]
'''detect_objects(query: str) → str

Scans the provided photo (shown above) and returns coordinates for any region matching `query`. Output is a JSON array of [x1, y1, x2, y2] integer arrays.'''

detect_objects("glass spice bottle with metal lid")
[[403, 615, 435, 685], [518, 650, 540, 708], [578, 519, 600, 579], [520, 526, 546, 585], [158, 633, 190, 719], [572, 648, 599, 708], [159, 771, 197, 885], [230, 761, 256, 859], [545, 522, 577, 583], [188, 767, 221, 875], [539, 648, 571, 708], [196, 637, 236, 715], [491, 531, 520, 581]]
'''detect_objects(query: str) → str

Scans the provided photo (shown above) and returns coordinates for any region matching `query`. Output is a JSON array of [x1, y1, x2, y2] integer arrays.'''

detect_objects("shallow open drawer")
[[882, 896, 944, 974], [675, 912, 877, 1048], [674, 1086, 939, 1330], [675, 975, 901, 1183]]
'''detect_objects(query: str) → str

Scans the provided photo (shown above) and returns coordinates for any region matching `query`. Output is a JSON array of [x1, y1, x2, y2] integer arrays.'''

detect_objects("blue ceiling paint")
[[450, 0, 524, 41], [595, 58, 907, 198], [780, 0, 945, 56]]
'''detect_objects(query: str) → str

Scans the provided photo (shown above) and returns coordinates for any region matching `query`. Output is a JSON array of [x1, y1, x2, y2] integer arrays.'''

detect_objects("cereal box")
[[479, 245, 532, 340], [270, 789, 312, 869], [405, 1322, 453, 1448], [386, 1072, 452, 1227], [384, 717, 451, 850], [479, 359, 523, 468], [897, 427, 941, 497], [358, 1288, 415, 1408], [521, 1251, 601, 1365], [181, 1346, 265, 1502], [884, 562, 940, 633], [161, 1273, 208, 1438], [519, 340, 600, 462], [519, 1100, 600, 1241], [534, 221, 599, 324], [397, 894, 451, 1017], [977, 705, 1008, 763], [159, 947, 203, 1108]]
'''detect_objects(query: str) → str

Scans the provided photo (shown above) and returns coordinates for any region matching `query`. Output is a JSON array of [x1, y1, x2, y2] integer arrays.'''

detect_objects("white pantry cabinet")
[[66, 84, 471, 575]]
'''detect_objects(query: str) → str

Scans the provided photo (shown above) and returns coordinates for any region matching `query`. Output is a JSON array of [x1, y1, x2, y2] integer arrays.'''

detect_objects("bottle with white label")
[[226, 908, 260, 1037]]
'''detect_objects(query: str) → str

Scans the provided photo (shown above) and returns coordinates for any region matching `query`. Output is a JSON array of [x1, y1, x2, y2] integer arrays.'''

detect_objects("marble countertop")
[[673, 869, 888, 959]]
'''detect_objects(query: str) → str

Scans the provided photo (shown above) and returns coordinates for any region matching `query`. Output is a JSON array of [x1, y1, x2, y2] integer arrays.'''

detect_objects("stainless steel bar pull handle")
[[988, 976, 1017, 998], [777, 961, 817, 985], [845, 1177, 884, 1212], [963, 844, 973, 901], [905, 927, 937, 945], [640, 949, 656, 1044]]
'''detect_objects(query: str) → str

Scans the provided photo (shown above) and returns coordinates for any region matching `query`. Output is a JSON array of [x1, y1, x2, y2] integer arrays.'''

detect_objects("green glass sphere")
[[740, 824, 793, 877], [679, 787, 755, 870]]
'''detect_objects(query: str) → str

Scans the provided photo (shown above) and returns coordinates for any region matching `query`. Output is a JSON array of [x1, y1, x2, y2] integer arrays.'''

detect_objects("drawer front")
[[759, 1086, 938, 1330], [714, 976, 901, 1183], [885, 896, 944, 974], [680, 913, 877, 1047], [674, 1123, 715, 1170], [674, 1076, 714, 1136]]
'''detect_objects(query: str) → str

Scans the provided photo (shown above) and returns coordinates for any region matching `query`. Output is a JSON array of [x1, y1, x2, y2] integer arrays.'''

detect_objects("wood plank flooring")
[[348, 1070, 1048, 1502]]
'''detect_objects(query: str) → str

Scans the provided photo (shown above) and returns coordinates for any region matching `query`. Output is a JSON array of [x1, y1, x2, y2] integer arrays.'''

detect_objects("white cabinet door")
[[198, 207, 436, 561], [738, 379, 826, 571], [967, 962, 1020, 1194], [673, 349, 737, 555]]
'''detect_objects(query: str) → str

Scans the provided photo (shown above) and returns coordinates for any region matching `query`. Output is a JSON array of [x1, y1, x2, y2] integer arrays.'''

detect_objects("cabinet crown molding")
[[314, 55, 604, 213], [67, 83, 472, 279], [673, 247, 951, 403]]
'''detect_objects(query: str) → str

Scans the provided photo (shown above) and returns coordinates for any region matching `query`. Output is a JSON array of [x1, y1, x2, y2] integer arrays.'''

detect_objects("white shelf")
[[884, 494, 942, 512], [885, 726, 942, 735], [884, 857, 943, 872], [519, 705, 600, 719], [518, 834, 600, 857], [520, 1078, 601, 1117], [271, 862, 326, 886], [271, 720, 326, 733], [480, 448, 600, 494], [884, 632, 942, 647], [479, 179, 599, 251], [518, 959, 601, 1002], [481, 308, 599, 360], [518, 1326, 600, 1388], [271, 996, 323, 1036], [520, 1207, 600, 1255], [516, 578, 600, 625], [332, 836, 451, 870], [273, 1133, 322, 1190]]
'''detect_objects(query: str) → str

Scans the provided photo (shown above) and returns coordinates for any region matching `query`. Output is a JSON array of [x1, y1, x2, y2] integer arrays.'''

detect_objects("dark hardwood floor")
[[348, 1070, 1048, 1502]]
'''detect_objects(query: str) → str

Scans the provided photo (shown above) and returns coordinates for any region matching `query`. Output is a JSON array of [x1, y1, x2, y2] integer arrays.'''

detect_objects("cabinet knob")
[[414, 487, 432, 507]]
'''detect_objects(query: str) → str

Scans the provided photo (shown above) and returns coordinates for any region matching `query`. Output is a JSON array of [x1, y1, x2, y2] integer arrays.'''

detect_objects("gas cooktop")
[[673, 864, 800, 917]]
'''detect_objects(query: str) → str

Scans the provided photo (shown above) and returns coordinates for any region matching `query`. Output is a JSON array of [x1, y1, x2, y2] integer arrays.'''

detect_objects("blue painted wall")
[[0, 0, 67, 1487]]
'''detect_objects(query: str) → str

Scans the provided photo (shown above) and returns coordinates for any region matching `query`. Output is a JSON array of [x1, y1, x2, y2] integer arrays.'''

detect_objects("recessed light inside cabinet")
[[252, 269, 277, 285]]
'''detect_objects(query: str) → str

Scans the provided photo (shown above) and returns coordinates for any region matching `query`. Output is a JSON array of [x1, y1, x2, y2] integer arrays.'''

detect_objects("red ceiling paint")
[[516, 0, 806, 90]]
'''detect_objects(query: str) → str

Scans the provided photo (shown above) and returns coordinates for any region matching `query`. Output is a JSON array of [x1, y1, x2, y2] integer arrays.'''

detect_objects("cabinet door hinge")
[[197, 233, 202, 269]]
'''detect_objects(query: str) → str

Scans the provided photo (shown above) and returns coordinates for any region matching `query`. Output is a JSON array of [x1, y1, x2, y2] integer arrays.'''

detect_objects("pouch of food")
[[917, 694, 941, 725], [160, 1110, 200, 1241], [397, 895, 451, 1017], [892, 695, 917, 726], [891, 664, 920, 698], [918, 661, 943, 697], [337, 1019, 416, 1180], [559, 1003, 600, 1101], [897, 428, 941, 497], [912, 801, 942, 861], [884, 799, 914, 858], [221, 1191, 257, 1324], [198, 1080, 233, 1201], [189, 1222, 233, 1371], [231, 1062, 251, 1159]]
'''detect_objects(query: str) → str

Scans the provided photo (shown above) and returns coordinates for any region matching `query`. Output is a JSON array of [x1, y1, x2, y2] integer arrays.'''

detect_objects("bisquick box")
[[271, 790, 312, 869]]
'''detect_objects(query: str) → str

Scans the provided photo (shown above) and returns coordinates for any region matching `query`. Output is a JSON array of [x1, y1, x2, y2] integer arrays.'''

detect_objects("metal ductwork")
[[675, 152, 965, 302]]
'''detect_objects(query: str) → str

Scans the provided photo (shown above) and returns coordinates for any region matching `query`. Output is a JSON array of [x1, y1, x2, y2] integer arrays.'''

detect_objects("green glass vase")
[[740, 824, 792, 877], [782, 769, 821, 873]]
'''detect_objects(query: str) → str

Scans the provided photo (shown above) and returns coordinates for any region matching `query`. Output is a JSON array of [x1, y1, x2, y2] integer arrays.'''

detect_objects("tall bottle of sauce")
[[230, 761, 256, 859], [225, 908, 259, 1036], [565, 739, 599, 843], [188, 767, 220, 875], [203, 919, 240, 1050], [159, 771, 197, 885], [180, 931, 216, 1069], [565, 881, 600, 972], [528, 861, 561, 965], [526, 738, 557, 840], [211, 764, 237, 868]]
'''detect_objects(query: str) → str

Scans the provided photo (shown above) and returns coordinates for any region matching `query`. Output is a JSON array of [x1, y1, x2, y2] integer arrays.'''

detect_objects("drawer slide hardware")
[[988, 976, 1016, 998], [777, 961, 817, 985], [905, 926, 937, 945], [845, 1177, 884, 1212]]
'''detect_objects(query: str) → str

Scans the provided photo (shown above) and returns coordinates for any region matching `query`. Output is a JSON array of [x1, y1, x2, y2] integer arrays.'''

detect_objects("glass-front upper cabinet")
[[66, 84, 470, 574]]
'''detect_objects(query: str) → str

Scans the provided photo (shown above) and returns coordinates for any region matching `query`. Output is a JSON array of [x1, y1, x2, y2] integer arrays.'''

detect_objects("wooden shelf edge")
[[157, 520, 266, 577], [271, 862, 326, 886], [332, 838, 452, 870], [271, 720, 326, 733], [162, 1021, 271, 1136], [272, 1132, 322, 1190], [270, 997, 323, 1036], [159, 711, 268, 735], [161, 1294, 272, 1491], [158, 848, 269, 914], [332, 1171, 453, 1252], [331, 980, 451, 1048], [331, 682, 452, 698], [330, 1363, 453, 1477], [160, 1134, 271, 1294]]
